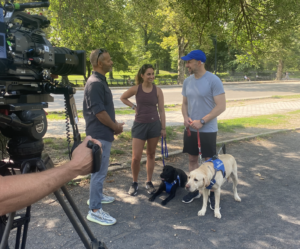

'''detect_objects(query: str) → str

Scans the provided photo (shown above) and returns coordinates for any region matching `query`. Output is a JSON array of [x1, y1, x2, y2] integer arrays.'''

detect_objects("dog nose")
[[185, 184, 190, 190]]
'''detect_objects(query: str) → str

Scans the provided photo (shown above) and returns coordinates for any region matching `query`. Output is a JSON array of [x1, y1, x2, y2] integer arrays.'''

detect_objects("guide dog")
[[186, 154, 241, 219], [149, 165, 187, 206]]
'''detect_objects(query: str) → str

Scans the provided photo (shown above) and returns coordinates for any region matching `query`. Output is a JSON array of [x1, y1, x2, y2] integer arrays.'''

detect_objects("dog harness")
[[164, 175, 181, 193], [206, 157, 226, 190]]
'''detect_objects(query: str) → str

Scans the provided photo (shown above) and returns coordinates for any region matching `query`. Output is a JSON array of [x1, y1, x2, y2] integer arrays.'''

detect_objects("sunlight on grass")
[[43, 138, 54, 144], [115, 109, 135, 115], [218, 114, 286, 132], [110, 149, 125, 155], [118, 131, 132, 141], [166, 126, 177, 142], [47, 110, 83, 120], [288, 110, 300, 114], [272, 95, 300, 99]]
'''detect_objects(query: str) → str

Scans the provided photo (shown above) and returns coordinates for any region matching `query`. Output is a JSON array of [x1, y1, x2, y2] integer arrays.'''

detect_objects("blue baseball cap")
[[181, 50, 206, 63]]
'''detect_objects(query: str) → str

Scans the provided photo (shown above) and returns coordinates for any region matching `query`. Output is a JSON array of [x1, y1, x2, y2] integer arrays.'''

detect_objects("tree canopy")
[[11, 0, 300, 81]]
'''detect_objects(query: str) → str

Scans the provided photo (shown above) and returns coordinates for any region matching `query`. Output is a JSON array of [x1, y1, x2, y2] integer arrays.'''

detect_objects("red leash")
[[186, 126, 202, 162]]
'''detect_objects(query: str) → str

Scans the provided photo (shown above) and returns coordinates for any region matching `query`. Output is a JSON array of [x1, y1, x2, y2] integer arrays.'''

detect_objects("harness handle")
[[161, 137, 168, 166]]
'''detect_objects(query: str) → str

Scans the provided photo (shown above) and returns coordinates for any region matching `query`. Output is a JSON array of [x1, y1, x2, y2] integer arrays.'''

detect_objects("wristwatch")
[[131, 104, 137, 110], [200, 119, 205, 125]]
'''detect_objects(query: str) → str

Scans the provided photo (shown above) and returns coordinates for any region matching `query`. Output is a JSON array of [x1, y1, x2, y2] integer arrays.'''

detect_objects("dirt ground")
[[44, 97, 300, 167], [7, 130, 300, 249]]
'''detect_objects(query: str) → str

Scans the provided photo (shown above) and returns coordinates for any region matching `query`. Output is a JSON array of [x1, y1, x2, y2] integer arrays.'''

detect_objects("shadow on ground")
[[7, 131, 300, 249]]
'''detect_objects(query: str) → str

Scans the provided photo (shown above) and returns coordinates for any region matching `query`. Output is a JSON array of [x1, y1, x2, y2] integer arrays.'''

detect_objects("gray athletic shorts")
[[131, 120, 161, 140]]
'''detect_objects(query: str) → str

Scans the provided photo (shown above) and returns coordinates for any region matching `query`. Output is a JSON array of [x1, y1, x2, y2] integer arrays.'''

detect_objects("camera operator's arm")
[[0, 136, 101, 216]]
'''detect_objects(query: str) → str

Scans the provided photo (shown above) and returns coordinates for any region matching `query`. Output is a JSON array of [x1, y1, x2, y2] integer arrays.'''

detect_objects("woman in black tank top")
[[120, 64, 166, 196]]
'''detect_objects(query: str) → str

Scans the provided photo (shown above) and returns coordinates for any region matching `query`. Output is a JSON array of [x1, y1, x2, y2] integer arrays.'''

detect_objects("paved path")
[[45, 99, 300, 137], [48, 82, 300, 111], [9, 131, 300, 248]]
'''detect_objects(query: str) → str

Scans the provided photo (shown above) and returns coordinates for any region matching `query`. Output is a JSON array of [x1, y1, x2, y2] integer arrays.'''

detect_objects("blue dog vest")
[[164, 175, 181, 193], [206, 158, 226, 189]]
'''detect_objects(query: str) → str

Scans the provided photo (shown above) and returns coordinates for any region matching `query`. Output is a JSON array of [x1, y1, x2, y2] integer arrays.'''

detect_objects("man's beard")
[[188, 68, 194, 74]]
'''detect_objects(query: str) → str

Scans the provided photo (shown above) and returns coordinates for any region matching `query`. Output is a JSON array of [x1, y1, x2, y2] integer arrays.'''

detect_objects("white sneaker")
[[87, 209, 116, 226]]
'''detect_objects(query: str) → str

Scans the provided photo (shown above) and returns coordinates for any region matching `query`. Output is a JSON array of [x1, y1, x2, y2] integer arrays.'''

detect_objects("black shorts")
[[131, 120, 161, 140], [183, 129, 217, 158]]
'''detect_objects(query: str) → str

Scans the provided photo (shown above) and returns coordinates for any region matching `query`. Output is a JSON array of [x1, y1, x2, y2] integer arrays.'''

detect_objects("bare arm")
[[120, 86, 138, 109], [96, 111, 120, 131], [0, 136, 100, 215], [157, 87, 166, 138], [182, 96, 192, 128], [190, 93, 226, 130]]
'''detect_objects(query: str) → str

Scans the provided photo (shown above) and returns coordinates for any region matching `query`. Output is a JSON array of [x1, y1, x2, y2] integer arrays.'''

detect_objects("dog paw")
[[234, 196, 241, 202], [197, 210, 206, 216], [148, 196, 155, 202], [161, 200, 167, 206], [214, 211, 222, 219]]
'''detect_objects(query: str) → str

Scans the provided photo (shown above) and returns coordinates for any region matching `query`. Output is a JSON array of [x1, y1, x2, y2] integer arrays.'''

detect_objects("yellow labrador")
[[186, 154, 241, 219]]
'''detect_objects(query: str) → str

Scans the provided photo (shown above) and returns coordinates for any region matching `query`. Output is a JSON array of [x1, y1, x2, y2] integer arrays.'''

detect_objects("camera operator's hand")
[[114, 121, 124, 135], [71, 136, 102, 176]]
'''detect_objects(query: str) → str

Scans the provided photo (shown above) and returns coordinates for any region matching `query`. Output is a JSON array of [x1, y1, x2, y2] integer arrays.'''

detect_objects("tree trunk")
[[276, 60, 283, 80], [156, 60, 159, 75], [109, 70, 114, 79], [86, 61, 92, 78], [177, 36, 187, 85]]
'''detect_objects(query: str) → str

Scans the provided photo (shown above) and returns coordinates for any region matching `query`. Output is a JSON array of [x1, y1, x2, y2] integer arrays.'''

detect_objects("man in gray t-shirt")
[[181, 50, 226, 207]]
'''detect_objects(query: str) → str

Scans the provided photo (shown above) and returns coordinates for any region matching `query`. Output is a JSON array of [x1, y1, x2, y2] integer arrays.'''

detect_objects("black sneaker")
[[209, 192, 221, 210], [182, 190, 201, 203], [128, 182, 138, 196], [145, 181, 156, 194]]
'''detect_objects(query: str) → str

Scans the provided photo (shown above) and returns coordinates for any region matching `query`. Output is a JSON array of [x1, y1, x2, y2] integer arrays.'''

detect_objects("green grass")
[[43, 138, 54, 144], [118, 131, 132, 141], [218, 114, 286, 132], [115, 109, 135, 115], [165, 126, 177, 142], [288, 110, 300, 114], [59, 70, 176, 82], [46, 110, 83, 120], [272, 94, 300, 99], [110, 149, 125, 155]]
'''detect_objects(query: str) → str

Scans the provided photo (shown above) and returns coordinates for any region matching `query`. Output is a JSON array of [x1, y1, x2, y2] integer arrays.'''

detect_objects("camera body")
[[0, 1, 85, 142]]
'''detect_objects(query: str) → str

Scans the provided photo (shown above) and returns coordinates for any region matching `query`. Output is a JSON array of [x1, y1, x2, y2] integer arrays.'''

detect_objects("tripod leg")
[[0, 212, 15, 249], [42, 154, 107, 249], [61, 186, 96, 241], [53, 190, 92, 249], [20, 206, 31, 249]]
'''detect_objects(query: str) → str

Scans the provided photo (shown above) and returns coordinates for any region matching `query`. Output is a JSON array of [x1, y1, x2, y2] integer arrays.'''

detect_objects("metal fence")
[[68, 74, 283, 87], [69, 78, 179, 87]]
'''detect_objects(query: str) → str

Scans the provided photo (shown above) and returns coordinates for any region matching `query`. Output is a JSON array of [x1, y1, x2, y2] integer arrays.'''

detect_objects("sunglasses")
[[97, 48, 106, 62]]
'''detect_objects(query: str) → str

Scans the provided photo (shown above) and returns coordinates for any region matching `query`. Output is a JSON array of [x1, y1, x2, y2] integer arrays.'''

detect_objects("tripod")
[[0, 137, 107, 249]]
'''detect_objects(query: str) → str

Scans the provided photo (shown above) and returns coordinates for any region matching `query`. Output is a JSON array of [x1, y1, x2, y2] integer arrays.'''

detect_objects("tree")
[[177, 0, 300, 79], [48, 0, 134, 81]]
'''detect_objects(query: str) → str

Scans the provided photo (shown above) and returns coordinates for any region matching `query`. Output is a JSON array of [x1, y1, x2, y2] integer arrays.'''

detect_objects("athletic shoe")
[[145, 181, 156, 194], [128, 182, 138, 196], [182, 190, 201, 203], [87, 194, 115, 206], [87, 208, 116, 226], [209, 193, 221, 210]]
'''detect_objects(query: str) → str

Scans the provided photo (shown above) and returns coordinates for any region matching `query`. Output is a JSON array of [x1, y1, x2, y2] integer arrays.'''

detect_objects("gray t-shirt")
[[182, 71, 225, 132]]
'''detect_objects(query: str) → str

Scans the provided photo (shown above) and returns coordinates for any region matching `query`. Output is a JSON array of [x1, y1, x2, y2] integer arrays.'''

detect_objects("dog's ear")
[[203, 177, 209, 187]]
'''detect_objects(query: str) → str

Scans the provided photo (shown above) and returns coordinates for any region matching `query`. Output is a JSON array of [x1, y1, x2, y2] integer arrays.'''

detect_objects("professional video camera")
[[0, 1, 106, 249]]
